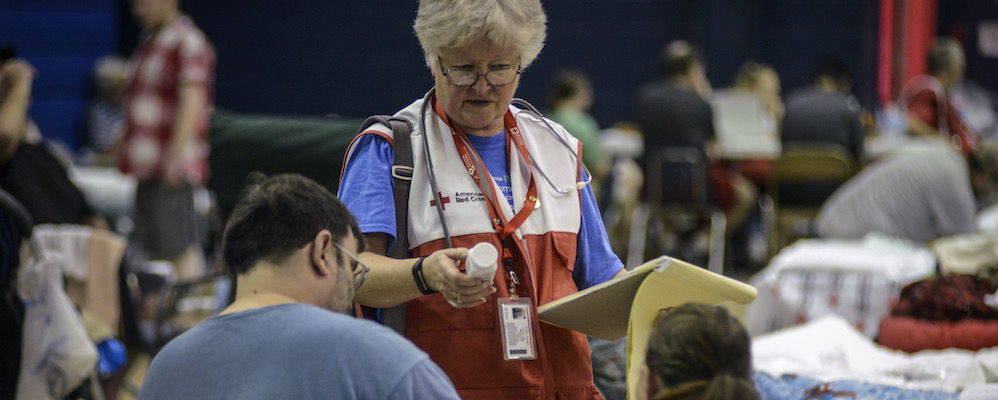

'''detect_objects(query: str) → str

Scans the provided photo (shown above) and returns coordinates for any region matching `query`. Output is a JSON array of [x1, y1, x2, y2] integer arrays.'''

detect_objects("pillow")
[[877, 315, 998, 352]]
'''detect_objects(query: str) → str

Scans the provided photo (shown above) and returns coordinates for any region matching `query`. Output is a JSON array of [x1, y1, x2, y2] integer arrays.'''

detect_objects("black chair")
[[765, 144, 857, 255], [628, 147, 725, 273], [0, 188, 31, 399]]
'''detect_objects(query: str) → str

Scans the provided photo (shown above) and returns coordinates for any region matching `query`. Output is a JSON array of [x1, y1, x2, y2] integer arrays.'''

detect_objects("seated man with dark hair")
[[636, 40, 758, 235], [781, 58, 865, 160], [638, 303, 760, 400], [138, 173, 459, 400]]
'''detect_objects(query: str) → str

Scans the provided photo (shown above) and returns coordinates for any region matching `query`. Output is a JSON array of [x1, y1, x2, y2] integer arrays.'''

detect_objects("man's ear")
[[310, 230, 333, 277]]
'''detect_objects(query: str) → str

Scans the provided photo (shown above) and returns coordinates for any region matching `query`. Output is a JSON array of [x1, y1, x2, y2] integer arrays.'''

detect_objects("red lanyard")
[[431, 98, 538, 240]]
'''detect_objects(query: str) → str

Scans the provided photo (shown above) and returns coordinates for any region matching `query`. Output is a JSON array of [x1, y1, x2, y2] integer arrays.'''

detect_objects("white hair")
[[414, 0, 547, 72]]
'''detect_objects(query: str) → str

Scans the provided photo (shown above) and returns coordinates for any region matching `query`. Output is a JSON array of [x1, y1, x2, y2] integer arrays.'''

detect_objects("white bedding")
[[753, 314, 998, 393]]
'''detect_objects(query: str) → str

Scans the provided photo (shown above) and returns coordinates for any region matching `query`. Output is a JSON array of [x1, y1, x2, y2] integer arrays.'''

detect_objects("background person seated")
[[732, 61, 784, 128], [781, 58, 865, 161], [546, 68, 604, 171], [775, 58, 867, 227], [901, 36, 976, 157], [636, 40, 757, 236], [728, 61, 783, 190], [815, 139, 998, 243], [546, 68, 608, 197], [636, 302, 759, 400]]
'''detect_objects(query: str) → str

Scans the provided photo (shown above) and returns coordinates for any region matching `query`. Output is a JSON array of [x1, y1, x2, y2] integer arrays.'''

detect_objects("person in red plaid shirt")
[[121, 0, 215, 280]]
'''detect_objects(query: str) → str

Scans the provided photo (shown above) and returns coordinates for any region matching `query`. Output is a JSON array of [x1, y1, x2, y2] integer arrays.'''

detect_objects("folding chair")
[[766, 144, 857, 255], [628, 147, 725, 274]]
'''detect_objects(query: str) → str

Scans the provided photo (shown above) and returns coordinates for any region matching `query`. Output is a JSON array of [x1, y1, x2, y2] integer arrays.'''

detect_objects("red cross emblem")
[[430, 193, 450, 210]]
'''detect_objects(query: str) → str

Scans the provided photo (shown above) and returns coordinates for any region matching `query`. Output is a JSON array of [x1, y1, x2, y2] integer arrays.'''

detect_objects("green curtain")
[[208, 109, 364, 217]]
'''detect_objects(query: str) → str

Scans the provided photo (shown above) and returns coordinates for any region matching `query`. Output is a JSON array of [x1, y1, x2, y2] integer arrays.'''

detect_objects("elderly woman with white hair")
[[338, 0, 626, 398]]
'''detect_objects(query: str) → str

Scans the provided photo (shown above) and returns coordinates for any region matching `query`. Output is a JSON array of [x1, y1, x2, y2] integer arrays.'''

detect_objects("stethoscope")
[[415, 87, 593, 247]]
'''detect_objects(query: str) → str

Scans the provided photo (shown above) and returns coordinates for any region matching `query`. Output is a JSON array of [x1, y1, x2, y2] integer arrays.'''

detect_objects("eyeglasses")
[[439, 57, 521, 87], [331, 241, 370, 290]]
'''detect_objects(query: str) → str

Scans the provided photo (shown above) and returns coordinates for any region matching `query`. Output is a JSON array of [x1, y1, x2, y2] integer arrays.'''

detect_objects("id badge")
[[497, 297, 537, 360]]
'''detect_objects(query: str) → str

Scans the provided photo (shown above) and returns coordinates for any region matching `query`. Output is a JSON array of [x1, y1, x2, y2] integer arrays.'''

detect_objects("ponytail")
[[652, 374, 759, 400], [702, 374, 760, 400]]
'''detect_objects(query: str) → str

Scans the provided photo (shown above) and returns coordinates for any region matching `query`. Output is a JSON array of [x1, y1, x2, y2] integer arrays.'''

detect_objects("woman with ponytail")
[[639, 303, 760, 400]]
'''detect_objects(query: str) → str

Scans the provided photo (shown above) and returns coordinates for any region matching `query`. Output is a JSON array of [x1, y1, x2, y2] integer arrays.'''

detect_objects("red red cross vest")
[[343, 97, 602, 399]]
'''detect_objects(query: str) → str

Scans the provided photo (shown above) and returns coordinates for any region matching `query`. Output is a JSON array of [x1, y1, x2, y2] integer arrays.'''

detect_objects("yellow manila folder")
[[537, 256, 756, 341], [536, 256, 757, 400]]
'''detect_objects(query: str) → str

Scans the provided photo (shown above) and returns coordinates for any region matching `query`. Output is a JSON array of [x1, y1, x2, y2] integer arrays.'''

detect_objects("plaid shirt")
[[121, 16, 214, 184]]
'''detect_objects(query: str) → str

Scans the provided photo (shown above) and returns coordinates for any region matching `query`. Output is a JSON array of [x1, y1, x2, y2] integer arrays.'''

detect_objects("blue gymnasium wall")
[[171, 0, 877, 130], [0, 0, 118, 150], [0, 0, 879, 149], [15, 0, 997, 149]]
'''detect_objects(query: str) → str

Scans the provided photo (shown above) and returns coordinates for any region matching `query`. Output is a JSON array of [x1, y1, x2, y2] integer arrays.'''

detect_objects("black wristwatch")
[[411, 256, 436, 295]]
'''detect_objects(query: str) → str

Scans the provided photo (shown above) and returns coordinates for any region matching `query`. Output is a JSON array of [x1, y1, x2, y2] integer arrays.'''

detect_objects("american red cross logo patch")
[[430, 192, 451, 210]]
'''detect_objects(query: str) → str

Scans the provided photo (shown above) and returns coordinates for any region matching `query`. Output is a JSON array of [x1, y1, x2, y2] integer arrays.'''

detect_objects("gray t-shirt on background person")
[[781, 88, 865, 159], [815, 143, 976, 243], [138, 303, 460, 400], [636, 80, 716, 157]]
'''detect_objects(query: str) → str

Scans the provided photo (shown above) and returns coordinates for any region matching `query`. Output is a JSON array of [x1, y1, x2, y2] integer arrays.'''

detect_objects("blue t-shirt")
[[338, 132, 623, 290], [464, 133, 514, 207], [139, 303, 460, 400]]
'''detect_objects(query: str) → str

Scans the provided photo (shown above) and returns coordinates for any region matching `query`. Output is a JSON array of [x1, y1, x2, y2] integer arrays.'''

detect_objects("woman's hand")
[[424, 247, 496, 308]]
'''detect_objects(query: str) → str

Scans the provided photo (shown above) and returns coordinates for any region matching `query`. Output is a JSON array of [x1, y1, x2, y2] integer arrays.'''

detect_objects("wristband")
[[411, 256, 436, 295]]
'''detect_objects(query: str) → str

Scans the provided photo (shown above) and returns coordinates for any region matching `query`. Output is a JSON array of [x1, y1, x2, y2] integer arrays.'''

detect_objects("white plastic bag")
[[16, 254, 97, 400]]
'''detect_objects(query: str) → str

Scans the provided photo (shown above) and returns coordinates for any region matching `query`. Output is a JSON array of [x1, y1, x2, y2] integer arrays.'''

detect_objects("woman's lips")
[[465, 99, 493, 106]]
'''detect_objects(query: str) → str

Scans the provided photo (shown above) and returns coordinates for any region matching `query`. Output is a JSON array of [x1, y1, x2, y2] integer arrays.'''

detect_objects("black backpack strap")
[[384, 118, 414, 259], [357, 116, 412, 335]]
